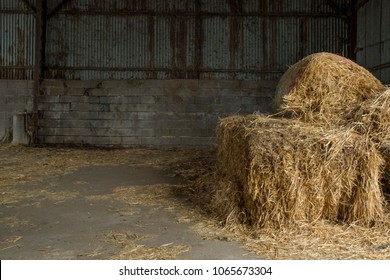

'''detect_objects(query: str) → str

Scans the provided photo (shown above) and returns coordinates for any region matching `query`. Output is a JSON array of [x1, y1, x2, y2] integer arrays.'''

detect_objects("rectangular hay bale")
[[216, 115, 384, 228]]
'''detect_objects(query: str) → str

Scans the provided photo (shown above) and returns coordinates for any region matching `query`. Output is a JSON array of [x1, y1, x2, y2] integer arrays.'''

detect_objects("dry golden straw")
[[349, 87, 390, 149], [273, 52, 385, 124], [215, 115, 384, 229]]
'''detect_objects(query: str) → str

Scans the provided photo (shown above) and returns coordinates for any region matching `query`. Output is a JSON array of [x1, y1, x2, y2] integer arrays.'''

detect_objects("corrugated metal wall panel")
[[154, 17, 171, 69], [202, 16, 229, 70], [46, 14, 151, 79], [59, 0, 196, 12], [242, 0, 259, 13], [275, 17, 299, 69], [242, 17, 263, 70], [265, 0, 349, 14], [0, 0, 36, 11], [150, 0, 196, 12], [186, 17, 196, 69], [201, 0, 229, 13], [305, 17, 349, 56], [383, 0, 390, 42], [0, 11, 35, 79], [382, 0, 390, 83], [1, 0, 351, 81], [199, 0, 348, 14], [357, 0, 390, 84], [46, 0, 62, 11]]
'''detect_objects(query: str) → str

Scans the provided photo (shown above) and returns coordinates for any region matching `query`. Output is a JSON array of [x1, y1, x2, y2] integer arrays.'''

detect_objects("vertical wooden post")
[[194, 0, 202, 79], [33, 0, 46, 112], [31, 0, 46, 144], [348, 0, 358, 61]]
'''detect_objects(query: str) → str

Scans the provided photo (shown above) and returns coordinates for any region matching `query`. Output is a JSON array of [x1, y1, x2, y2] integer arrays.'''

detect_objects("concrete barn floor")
[[0, 150, 259, 260]]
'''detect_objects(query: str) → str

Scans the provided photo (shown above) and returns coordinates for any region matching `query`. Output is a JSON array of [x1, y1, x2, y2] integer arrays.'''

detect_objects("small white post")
[[12, 113, 29, 145]]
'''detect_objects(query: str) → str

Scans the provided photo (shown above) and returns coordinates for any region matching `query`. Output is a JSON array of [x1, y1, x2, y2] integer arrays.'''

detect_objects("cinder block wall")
[[38, 79, 276, 147], [1, 79, 277, 147], [0, 80, 34, 139]]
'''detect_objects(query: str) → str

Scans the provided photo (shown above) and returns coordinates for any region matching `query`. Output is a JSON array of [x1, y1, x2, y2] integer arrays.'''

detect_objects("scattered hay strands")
[[0, 216, 34, 229], [104, 231, 190, 260], [0, 144, 205, 188], [237, 215, 390, 260], [1, 144, 389, 259], [216, 115, 385, 229], [0, 235, 23, 251], [0, 185, 79, 205], [111, 184, 205, 225]]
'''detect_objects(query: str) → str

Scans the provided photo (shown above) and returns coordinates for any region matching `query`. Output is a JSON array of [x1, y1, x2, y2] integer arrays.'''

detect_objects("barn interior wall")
[[1, 0, 351, 81], [36, 79, 276, 147], [0, 80, 34, 140], [357, 0, 390, 84], [0, 0, 357, 146], [0, 78, 276, 146]]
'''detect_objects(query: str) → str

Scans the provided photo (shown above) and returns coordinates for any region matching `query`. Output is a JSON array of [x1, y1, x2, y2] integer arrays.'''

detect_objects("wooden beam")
[[348, 0, 358, 60], [20, 0, 36, 14], [33, 0, 46, 114], [194, 0, 202, 79], [31, 0, 47, 143], [369, 62, 390, 72], [48, 0, 72, 19], [355, 0, 372, 10]]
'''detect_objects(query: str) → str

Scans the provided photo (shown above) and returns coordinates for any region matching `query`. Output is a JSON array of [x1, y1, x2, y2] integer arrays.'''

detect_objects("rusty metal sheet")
[[0, 0, 36, 11], [0, 12, 35, 79], [56, 0, 195, 13], [201, 16, 229, 70], [46, 14, 150, 73], [1, 0, 352, 81]]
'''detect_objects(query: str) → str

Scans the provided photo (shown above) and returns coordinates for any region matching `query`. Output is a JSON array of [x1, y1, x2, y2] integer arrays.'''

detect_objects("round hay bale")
[[273, 52, 385, 124]]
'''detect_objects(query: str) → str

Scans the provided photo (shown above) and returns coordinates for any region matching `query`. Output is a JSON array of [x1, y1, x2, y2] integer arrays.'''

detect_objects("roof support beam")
[[48, 0, 73, 19], [348, 0, 358, 60], [355, 0, 371, 10], [20, 0, 36, 14]]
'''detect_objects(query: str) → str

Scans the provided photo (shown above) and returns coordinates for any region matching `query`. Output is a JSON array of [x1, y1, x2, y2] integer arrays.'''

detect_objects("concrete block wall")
[[0, 80, 34, 139], [38, 79, 277, 147]]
